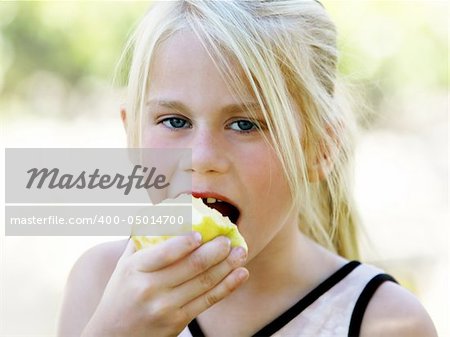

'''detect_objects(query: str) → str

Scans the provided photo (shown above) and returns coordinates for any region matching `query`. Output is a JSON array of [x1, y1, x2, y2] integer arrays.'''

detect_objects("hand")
[[81, 233, 249, 337]]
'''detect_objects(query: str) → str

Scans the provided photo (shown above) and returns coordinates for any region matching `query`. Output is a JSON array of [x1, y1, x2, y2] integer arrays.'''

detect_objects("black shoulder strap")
[[188, 317, 205, 337], [188, 261, 361, 337], [188, 260, 362, 337], [348, 273, 398, 337], [252, 261, 361, 337]]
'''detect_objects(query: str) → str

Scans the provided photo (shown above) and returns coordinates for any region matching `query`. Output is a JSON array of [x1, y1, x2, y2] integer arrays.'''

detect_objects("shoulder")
[[360, 279, 437, 337], [67, 239, 128, 289], [57, 239, 128, 336]]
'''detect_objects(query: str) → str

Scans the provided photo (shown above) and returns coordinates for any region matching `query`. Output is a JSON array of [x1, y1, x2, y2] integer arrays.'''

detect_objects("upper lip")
[[176, 191, 242, 225], [177, 191, 240, 210]]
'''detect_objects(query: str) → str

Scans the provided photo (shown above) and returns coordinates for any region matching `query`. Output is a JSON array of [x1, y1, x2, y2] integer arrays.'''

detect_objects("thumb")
[[120, 237, 136, 259]]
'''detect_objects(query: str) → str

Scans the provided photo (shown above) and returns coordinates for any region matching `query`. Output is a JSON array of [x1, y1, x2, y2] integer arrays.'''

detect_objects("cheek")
[[242, 147, 293, 227], [240, 145, 289, 195], [140, 127, 191, 202], [240, 150, 294, 254], [142, 127, 169, 148]]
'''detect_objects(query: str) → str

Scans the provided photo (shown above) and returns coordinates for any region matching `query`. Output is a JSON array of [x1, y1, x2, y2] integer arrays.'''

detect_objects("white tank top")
[[180, 261, 396, 337]]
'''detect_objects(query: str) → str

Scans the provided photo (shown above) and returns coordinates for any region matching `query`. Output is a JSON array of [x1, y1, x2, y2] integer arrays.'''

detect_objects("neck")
[[245, 226, 307, 290], [196, 220, 347, 336], [242, 222, 341, 296]]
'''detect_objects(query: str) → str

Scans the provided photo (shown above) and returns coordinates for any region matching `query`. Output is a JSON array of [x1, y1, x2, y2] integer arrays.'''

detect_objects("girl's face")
[[143, 31, 298, 260]]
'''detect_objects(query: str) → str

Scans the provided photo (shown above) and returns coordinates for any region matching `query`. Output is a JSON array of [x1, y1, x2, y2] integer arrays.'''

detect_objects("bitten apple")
[[132, 195, 247, 252]]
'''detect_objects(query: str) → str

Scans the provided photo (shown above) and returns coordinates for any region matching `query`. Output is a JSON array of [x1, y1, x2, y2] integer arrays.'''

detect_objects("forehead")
[[147, 30, 255, 104]]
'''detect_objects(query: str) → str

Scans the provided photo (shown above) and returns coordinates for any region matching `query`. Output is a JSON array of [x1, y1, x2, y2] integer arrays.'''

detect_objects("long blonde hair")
[[119, 0, 360, 259]]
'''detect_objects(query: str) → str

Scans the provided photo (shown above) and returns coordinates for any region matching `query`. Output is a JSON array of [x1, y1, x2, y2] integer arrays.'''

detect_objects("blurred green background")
[[1, 1, 448, 336], [0, 1, 447, 122], [0, 1, 149, 121]]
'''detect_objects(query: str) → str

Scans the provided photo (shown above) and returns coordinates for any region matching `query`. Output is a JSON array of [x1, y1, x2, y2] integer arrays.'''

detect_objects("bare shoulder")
[[360, 280, 437, 337], [65, 239, 128, 291], [76, 239, 127, 274], [57, 239, 128, 337]]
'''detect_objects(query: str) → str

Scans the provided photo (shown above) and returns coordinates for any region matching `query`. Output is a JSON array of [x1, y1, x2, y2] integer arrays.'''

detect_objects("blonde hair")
[[119, 0, 360, 259]]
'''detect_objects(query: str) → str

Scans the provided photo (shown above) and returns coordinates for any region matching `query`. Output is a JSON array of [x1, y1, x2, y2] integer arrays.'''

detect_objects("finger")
[[132, 232, 202, 272], [120, 238, 137, 259], [182, 267, 249, 321], [170, 246, 247, 305], [159, 236, 232, 287]]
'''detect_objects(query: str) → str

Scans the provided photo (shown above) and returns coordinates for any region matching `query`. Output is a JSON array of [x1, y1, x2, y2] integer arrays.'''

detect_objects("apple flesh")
[[132, 195, 247, 252]]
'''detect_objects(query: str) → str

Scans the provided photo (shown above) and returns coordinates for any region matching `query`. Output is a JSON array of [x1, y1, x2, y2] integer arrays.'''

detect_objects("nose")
[[185, 127, 230, 174]]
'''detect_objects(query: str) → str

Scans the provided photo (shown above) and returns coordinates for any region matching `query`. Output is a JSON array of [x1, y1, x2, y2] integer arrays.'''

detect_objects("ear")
[[307, 123, 341, 183], [307, 145, 334, 182], [120, 106, 127, 130]]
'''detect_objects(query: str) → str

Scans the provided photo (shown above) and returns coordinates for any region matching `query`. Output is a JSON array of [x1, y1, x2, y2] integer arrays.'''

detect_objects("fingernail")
[[231, 246, 247, 263], [219, 236, 231, 248], [192, 231, 202, 244], [236, 268, 248, 281]]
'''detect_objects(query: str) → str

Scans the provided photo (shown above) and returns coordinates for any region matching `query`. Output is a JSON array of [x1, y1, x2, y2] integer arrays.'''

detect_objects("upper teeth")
[[205, 197, 223, 204]]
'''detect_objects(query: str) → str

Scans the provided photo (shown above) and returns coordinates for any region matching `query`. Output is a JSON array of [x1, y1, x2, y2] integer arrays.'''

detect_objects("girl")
[[58, 1, 437, 336]]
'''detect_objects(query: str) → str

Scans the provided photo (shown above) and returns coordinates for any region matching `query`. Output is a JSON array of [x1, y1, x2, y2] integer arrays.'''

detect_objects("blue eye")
[[229, 120, 260, 132], [160, 117, 191, 129]]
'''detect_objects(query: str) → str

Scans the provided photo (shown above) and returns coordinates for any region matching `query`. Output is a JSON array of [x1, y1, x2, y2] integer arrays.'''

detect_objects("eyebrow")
[[146, 99, 261, 116]]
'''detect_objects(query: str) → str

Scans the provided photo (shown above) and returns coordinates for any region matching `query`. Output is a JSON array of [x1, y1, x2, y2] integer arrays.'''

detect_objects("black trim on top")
[[188, 260, 361, 337], [347, 273, 398, 337], [251, 260, 360, 337], [188, 316, 205, 337]]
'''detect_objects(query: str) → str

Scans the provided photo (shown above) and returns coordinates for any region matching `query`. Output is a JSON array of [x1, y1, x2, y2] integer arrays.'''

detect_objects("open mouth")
[[202, 197, 240, 225]]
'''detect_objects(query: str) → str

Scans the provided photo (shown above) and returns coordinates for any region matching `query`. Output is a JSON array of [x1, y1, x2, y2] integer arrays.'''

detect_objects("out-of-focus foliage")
[[0, 1, 447, 122], [323, 0, 448, 126], [326, 1, 447, 88], [1, 2, 149, 89], [0, 1, 149, 118]]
